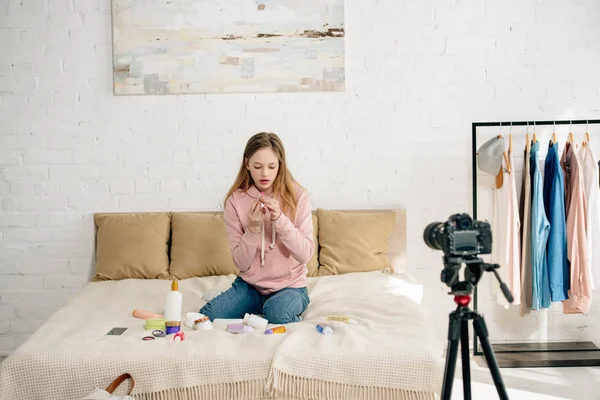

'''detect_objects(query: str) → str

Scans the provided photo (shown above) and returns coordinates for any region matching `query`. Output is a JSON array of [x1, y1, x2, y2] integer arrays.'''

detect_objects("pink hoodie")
[[223, 184, 314, 295]]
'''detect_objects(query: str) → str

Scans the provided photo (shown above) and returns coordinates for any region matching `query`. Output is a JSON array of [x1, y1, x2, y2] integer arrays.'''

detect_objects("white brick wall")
[[1, 0, 600, 355]]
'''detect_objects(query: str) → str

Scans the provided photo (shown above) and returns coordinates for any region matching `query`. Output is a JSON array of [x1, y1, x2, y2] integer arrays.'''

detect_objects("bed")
[[0, 209, 445, 400]]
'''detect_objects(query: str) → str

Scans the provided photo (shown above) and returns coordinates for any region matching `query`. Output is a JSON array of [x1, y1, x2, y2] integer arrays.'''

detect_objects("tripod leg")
[[460, 320, 471, 400], [472, 314, 510, 400], [441, 312, 461, 400]]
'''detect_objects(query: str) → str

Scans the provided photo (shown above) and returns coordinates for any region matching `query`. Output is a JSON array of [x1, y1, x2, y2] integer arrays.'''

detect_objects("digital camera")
[[423, 213, 492, 256]]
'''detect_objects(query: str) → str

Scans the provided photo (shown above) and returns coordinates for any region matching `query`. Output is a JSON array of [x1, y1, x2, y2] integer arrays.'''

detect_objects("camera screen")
[[452, 231, 478, 253]]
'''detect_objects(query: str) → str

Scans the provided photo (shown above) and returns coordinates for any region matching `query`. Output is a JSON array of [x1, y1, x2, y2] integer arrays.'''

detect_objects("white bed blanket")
[[0, 272, 444, 400], [268, 271, 445, 399]]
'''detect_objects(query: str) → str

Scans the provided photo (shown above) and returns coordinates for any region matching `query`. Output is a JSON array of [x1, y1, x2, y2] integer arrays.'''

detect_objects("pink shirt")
[[561, 143, 592, 314], [507, 151, 522, 305], [223, 184, 314, 295]]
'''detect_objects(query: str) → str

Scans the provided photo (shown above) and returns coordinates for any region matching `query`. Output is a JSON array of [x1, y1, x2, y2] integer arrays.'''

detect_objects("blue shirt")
[[543, 141, 569, 301], [530, 142, 551, 310]]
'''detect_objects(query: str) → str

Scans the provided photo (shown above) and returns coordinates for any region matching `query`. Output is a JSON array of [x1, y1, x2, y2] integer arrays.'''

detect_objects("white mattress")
[[0, 271, 444, 400]]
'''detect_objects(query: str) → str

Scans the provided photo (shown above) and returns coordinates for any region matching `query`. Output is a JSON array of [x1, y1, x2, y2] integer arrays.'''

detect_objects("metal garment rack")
[[472, 118, 600, 368]]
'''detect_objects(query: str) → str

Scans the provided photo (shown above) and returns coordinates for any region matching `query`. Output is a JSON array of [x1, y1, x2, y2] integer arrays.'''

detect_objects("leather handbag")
[[81, 373, 135, 399]]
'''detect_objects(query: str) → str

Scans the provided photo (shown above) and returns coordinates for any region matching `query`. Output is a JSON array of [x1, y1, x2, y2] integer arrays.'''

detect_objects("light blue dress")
[[530, 141, 551, 310], [543, 141, 569, 301]]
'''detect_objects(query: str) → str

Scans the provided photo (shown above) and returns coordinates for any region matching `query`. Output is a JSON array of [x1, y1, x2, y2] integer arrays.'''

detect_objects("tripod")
[[439, 256, 512, 400]]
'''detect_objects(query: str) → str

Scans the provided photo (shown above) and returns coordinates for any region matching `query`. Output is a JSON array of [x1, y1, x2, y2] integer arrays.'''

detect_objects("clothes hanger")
[[508, 123, 513, 153], [586, 120, 590, 143], [532, 121, 537, 143], [503, 152, 511, 174], [495, 124, 506, 188], [568, 120, 574, 143], [552, 121, 557, 144], [505, 124, 512, 173], [495, 167, 503, 189], [496, 123, 511, 174], [526, 121, 531, 152]]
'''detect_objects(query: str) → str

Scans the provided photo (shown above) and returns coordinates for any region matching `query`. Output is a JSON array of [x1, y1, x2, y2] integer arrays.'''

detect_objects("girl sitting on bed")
[[200, 132, 314, 324]]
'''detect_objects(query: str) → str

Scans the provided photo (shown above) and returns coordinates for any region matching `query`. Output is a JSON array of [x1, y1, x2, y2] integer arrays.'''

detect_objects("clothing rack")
[[472, 118, 600, 368]]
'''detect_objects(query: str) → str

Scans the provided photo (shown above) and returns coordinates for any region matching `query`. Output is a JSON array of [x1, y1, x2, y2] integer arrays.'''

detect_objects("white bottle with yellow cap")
[[164, 280, 182, 334]]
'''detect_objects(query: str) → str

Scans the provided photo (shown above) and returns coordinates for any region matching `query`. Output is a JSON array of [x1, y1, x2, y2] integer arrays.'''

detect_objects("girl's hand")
[[261, 197, 282, 220], [248, 199, 265, 233]]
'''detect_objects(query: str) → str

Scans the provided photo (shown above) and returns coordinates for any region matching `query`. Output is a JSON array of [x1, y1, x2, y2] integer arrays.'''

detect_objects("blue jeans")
[[200, 277, 310, 324]]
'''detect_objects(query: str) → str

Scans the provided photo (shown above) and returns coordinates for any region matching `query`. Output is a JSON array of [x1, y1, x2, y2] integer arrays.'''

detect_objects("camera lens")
[[423, 222, 444, 250]]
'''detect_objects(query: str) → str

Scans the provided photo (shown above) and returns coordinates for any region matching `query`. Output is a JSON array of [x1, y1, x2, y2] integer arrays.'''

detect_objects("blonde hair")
[[224, 132, 298, 220]]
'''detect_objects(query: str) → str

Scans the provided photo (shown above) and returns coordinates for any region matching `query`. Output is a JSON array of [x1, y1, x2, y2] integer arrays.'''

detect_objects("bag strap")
[[105, 373, 135, 395]]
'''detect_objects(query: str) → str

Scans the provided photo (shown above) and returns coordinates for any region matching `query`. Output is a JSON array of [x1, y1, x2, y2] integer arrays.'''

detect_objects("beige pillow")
[[317, 209, 396, 276], [93, 212, 171, 281], [169, 213, 238, 279], [307, 212, 319, 277]]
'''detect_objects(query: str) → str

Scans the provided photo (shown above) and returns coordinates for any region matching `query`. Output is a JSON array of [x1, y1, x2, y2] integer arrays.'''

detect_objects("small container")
[[152, 330, 166, 338], [164, 280, 182, 324], [316, 323, 333, 335], [133, 309, 163, 320], [145, 318, 166, 331], [212, 318, 243, 330], [264, 326, 286, 334], [327, 315, 358, 325], [185, 312, 203, 328], [226, 324, 253, 334], [165, 320, 180, 334], [166, 326, 180, 334], [242, 313, 268, 330], [194, 316, 213, 330]]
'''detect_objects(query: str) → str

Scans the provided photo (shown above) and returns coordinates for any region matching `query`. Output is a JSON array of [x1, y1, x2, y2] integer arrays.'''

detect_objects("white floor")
[[1, 357, 599, 399], [451, 357, 600, 400]]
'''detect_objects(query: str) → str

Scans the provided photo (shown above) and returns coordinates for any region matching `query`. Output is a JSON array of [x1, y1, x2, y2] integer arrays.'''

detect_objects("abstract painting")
[[111, 0, 345, 94]]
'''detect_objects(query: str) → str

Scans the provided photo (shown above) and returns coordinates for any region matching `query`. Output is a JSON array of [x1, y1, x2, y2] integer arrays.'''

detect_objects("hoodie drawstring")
[[261, 219, 276, 266]]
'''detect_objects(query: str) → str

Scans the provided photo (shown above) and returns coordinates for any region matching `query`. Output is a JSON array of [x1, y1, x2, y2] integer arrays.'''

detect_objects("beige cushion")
[[307, 212, 319, 277], [169, 213, 239, 279], [316, 209, 396, 276], [93, 212, 171, 281]]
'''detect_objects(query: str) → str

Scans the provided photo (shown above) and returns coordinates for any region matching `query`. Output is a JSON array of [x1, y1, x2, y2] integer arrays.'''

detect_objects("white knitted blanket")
[[0, 275, 279, 400], [0, 272, 443, 400], [268, 272, 445, 399]]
